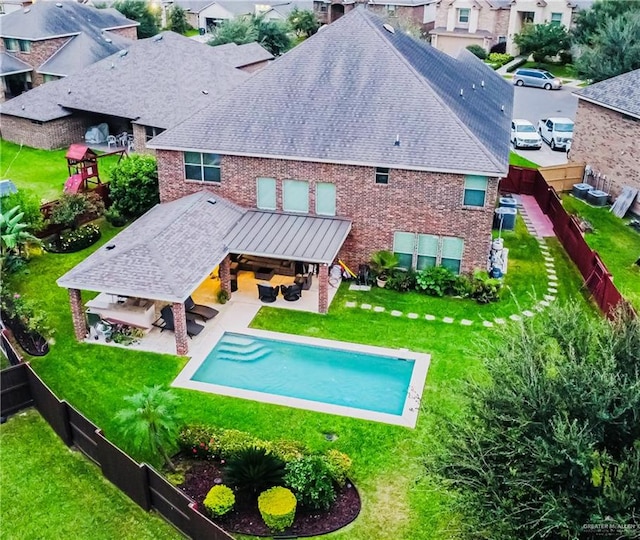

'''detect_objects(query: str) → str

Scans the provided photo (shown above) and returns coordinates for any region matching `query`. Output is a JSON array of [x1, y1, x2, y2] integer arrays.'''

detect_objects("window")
[[393, 232, 415, 269], [463, 175, 488, 207], [386, 4, 396, 13], [417, 234, 438, 270], [375, 167, 390, 184], [256, 177, 276, 210], [18, 40, 30, 53], [43, 74, 60, 83], [522, 11, 535, 23], [440, 236, 464, 274], [498, 35, 507, 44], [316, 182, 336, 216], [4, 38, 18, 51], [145, 126, 165, 142], [319, 3, 327, 11], [184, 152, 221, 182], [457, 8, 470, 23], [283, 179, 309, 213], [550, 12, 562, 25]]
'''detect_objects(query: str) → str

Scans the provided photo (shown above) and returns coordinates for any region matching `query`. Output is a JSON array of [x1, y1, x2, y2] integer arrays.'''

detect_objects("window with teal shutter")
[[393, 231, 415, 269], [440, 237, 464, 274], [417, 234, 438, 270], [316, 183, 336, 216], [283, 180, 309, 213], [257, 177, 276, 210], [463, 175, 488, 206]]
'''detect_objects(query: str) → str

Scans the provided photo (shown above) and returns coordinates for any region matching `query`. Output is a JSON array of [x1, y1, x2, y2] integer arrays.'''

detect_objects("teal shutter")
[[463, 175, 488, 206], [316, 183, 336, 216], [393, 231, 415, 269], [417, 234, 438, 270], [283, 180, 309, 213], [440, 237, 464, 274], [257, 177, 277, 210]]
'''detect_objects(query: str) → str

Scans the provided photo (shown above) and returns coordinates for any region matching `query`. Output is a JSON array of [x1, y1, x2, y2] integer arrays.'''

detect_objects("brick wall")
[[157, 151, 498, 272], [108, 26, 138, 41], [1, 113, 90, 150], [571, 100, 640, 214], [132, 124, 154, 155]]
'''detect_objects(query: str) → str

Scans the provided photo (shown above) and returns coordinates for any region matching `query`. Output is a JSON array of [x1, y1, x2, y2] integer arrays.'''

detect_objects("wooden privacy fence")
[[501, 166, 627, 318], [0, 363, 233, 540]]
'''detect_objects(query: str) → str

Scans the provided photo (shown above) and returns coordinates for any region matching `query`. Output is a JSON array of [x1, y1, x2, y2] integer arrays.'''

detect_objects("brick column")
[[69, 288, 87, 341], [172, 302, 189, 356], [318, 263, 329, 314], [219, 255, 231, 297]]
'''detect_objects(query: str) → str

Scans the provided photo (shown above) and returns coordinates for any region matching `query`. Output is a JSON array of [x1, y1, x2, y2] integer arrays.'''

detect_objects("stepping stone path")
[[373, 306, 385, 312], [361, 303, 372, 310], [522, 310, 534, 317], [461, 319, 473, 326], [425, 314, 436, 321], [483, 321, 494, 327], [407, 313, 419, 319], [391, 310, 403, 317], [509, 314, 522, 321], [345, 301, 357, 308], [442, 317, 454, 324]]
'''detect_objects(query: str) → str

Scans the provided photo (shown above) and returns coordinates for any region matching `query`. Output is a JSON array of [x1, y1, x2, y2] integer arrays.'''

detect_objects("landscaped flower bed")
[[44, 224, 101, 253], [0, 292, 52, 356]]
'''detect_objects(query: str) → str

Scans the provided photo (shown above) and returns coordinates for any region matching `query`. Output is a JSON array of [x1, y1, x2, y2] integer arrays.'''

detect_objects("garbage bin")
[[499, 196, 517, 209], [199, 27, 206, 36], [493, 207, 517, 231]]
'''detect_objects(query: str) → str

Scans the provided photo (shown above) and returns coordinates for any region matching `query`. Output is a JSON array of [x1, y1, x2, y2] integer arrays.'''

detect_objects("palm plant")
[[0, 205, 40, 258], [369, 250, 399, 286], [116, 385, 180, 471], [224, 446, 286, 495]]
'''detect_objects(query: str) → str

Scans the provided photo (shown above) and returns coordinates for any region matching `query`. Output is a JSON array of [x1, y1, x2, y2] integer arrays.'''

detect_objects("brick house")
[[0, 32, 273, 152], [570, 69, 640, 215], [0, 1, 138, 101]]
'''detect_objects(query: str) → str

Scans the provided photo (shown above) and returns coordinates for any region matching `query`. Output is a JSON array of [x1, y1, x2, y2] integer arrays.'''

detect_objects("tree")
[[116, 386, 180, 471], [108, 155, 159, 218], [167, 5, 189, 35], [208, 15, 292, 56], [208, 17, 258, 47], [433, 304, 640, 539], [572, 0, 640, 47], [113, 0, 159, 38], [288, 8, 319, 39], [253, 15, 292, 56], [514, 22, 571, 62], [574, 12, 640, 82]]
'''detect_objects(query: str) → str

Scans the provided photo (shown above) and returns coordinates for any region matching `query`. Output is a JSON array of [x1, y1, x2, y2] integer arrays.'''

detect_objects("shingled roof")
[[574, 69, 640, 120], [0, 52, 31, 76], [149, 8, 512, 176]]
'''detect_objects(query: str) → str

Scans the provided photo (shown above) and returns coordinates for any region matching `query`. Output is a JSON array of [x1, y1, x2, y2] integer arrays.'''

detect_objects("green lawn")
[[0, 409, 181, 540], [562, 195, 640, 310], [1, 139, 123, 202], [509, 151, 539, 168], [520, 61, 578, 79], [3, 214, 592, 539]]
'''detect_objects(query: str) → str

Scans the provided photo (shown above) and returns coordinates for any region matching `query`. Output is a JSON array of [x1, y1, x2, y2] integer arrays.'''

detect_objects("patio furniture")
[[85, 293, 156, 329], [126, 134, 135, 152], [257, 284, 279, 303], [106, 135, 117, 149], [156, 306, 204, 337], [117, 132, 128, 147], [184, 296, 219, 322], [280, 283, 302, 302], [294, 272, 313, 290], [255, 267, 275, 281]]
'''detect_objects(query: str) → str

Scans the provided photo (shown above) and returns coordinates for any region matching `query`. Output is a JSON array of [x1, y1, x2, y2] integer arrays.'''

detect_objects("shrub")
[[203, 484, 235, 517], [323, 449, 352, 488], [470, 271, 502, 304], [217, 429, 259, 459], [110, 324, 144, 345], [2, 189, 44, 233], [452, 273, 473, 298], [104, 206, 127, 227], [487, 52, 513, 66], [466, 44, 487, 59], [416, 266, 457, 297], [385, 269, 417, 292], [369, 250, 399, 279], [43, 223, 101, 253], [258, 486, 297, 532], [271, 440, 307, 463], [109, 154, 159, 218], [558, 50, 573, 64], [284, 456, 336, 511], [490, 41, 506, 54], [178, 424, 220, 459], [217, 289, 229, 304], [0, 291, 53, 340], [224, 446, 285, 494], [49, 192, 104, 230]]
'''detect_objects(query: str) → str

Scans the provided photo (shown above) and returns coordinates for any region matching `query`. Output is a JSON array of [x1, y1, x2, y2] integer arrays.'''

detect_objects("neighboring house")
[[0, 0, 138, 101], [0, 32, 273, 152], [313, 0, 436, 30], [0, 0, 29, 16], [570, 69, 640, 215], [431, 0, 591, 58]]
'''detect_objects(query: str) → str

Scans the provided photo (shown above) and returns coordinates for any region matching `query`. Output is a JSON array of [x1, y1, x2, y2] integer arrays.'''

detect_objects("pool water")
[[191, 332, 416, 416]]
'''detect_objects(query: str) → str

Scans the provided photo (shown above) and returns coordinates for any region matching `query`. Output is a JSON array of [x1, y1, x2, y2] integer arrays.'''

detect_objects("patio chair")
[[157, 306, 204, 337], [294, 272, 313, 290], [257, 284, 279, 303], [280, 283, 302, 302], [184, 296, 219, 322], [106, 135, 117, 149]]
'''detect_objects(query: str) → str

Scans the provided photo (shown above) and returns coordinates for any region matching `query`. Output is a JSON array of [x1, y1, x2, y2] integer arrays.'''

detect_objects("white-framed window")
[[386, 4, 396, 14], [18, 40, 30, 53], [393, 232, 464, 274], [256, 177, 277, 210], [145, 126, 165, 142], [457, 8, 470, 23], [316, 182, 336, 216], [283, 179, 309, 213], [375, 167, 390, 184], [498, 35, 507, 44], [550, 12, 562, 25], [463, 175, 488, 207], [441, 236, 464, 274], [184, 152, 221, 182], [4, 38, 18, 51]]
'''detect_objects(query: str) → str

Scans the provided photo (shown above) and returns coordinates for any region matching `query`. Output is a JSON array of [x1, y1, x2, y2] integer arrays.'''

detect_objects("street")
[[511, 85, 579, 166]]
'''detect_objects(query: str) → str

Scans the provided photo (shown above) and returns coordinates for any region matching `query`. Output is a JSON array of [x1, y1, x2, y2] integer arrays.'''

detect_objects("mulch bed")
[[178, 459, 361, 537], [3, 319, 48, 357]]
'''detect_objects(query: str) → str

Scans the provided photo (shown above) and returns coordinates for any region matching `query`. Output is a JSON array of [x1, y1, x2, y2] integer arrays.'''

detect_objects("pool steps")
[[216, 335, 271, 362]]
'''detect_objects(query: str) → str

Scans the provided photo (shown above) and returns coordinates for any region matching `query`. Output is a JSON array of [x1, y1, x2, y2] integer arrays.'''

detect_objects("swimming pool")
[[173, 330, 430, 427]]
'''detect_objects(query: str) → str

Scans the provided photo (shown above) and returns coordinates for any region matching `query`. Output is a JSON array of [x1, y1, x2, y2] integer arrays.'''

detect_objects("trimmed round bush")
[[258, 486, 297, 532], [203, 484, 235, 517], [43, 224, 101, 253], [323, 449, 352, 488], [466, 44, 487, 60]]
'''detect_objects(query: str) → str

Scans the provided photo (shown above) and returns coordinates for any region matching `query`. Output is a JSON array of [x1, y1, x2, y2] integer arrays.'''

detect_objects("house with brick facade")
[[570, 69, 640, 215], [0, 32, 272, 152], [0, 0, 138, 101]]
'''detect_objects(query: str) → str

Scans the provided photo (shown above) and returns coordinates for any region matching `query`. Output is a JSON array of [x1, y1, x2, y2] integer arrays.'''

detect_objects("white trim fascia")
[[1, 32, 79, 41], [0, 67, 32, 76], [574, 93, 640, 120]]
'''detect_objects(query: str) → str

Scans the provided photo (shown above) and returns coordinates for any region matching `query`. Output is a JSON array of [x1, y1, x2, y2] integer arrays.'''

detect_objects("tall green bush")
[[466, 44, 487, 60], [284, 456, 336, 510], [108, 155, 159, 218], [1, 189, 43, 233]]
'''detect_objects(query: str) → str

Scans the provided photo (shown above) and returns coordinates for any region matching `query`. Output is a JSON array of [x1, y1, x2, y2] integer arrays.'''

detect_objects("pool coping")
[[172, 325, 430, 428]]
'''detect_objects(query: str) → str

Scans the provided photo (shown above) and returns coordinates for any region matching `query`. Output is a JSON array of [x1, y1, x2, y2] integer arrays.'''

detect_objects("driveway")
[[512, 85, 579, 167]]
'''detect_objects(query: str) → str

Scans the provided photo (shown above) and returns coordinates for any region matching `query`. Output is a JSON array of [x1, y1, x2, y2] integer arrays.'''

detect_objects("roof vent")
[[394, 134, 400, 146], [110, 62, 115, 69], [207, 198, 217, 205], [383, 23, 395, 34], [460, 88, 464, 97], [119, 49, 128, 57], [201, 90, 209, 95], [501, 105, 505, 112], [56, 2, 63, 6], [23, 7, 30, 13], [21, 105, 25, 110], [472, 83, 476, 90], [105, 38, 112, 43], [153, 35, 163, 42], [105, 244, 116, 251], [67, 88, 71, 94], [481, 80, 485, 88]]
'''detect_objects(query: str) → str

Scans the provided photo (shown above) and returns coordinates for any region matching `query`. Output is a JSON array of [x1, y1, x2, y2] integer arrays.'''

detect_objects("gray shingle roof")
[[56, 191, 245, 302], [0, 1, 138, 40], [149, 8, 512, 176], [173, 0, 217, 13], [209, 42, 274, 68], [574, 68, 640, 119], [0, 52, 32, 76], [1, 32, 250, 127]]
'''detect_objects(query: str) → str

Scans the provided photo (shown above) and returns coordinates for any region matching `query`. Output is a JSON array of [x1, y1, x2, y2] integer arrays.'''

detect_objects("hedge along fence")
[[0, 363, 233, 540]]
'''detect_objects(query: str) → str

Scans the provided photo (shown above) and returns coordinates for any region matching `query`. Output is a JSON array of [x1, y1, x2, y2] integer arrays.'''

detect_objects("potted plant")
[[369, 250, 399, 288]]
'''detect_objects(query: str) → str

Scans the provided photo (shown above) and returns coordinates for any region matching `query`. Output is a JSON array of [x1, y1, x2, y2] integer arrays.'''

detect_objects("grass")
[[562, 195, 640, 310], [520, 61, 578, 79], [0, 139, 123, 202], [0, 409, 181, 540], [509, 151, 539, 168]]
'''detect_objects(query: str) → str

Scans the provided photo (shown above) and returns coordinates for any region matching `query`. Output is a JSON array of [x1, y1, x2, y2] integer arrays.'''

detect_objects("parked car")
[[513, 68, 562, 90], [537, 117, 574, 151], [510, 119, 542, 149]]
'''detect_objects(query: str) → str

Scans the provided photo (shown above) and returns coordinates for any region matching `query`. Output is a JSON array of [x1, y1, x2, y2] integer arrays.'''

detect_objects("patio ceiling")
[[225, 210, 352, 264]]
